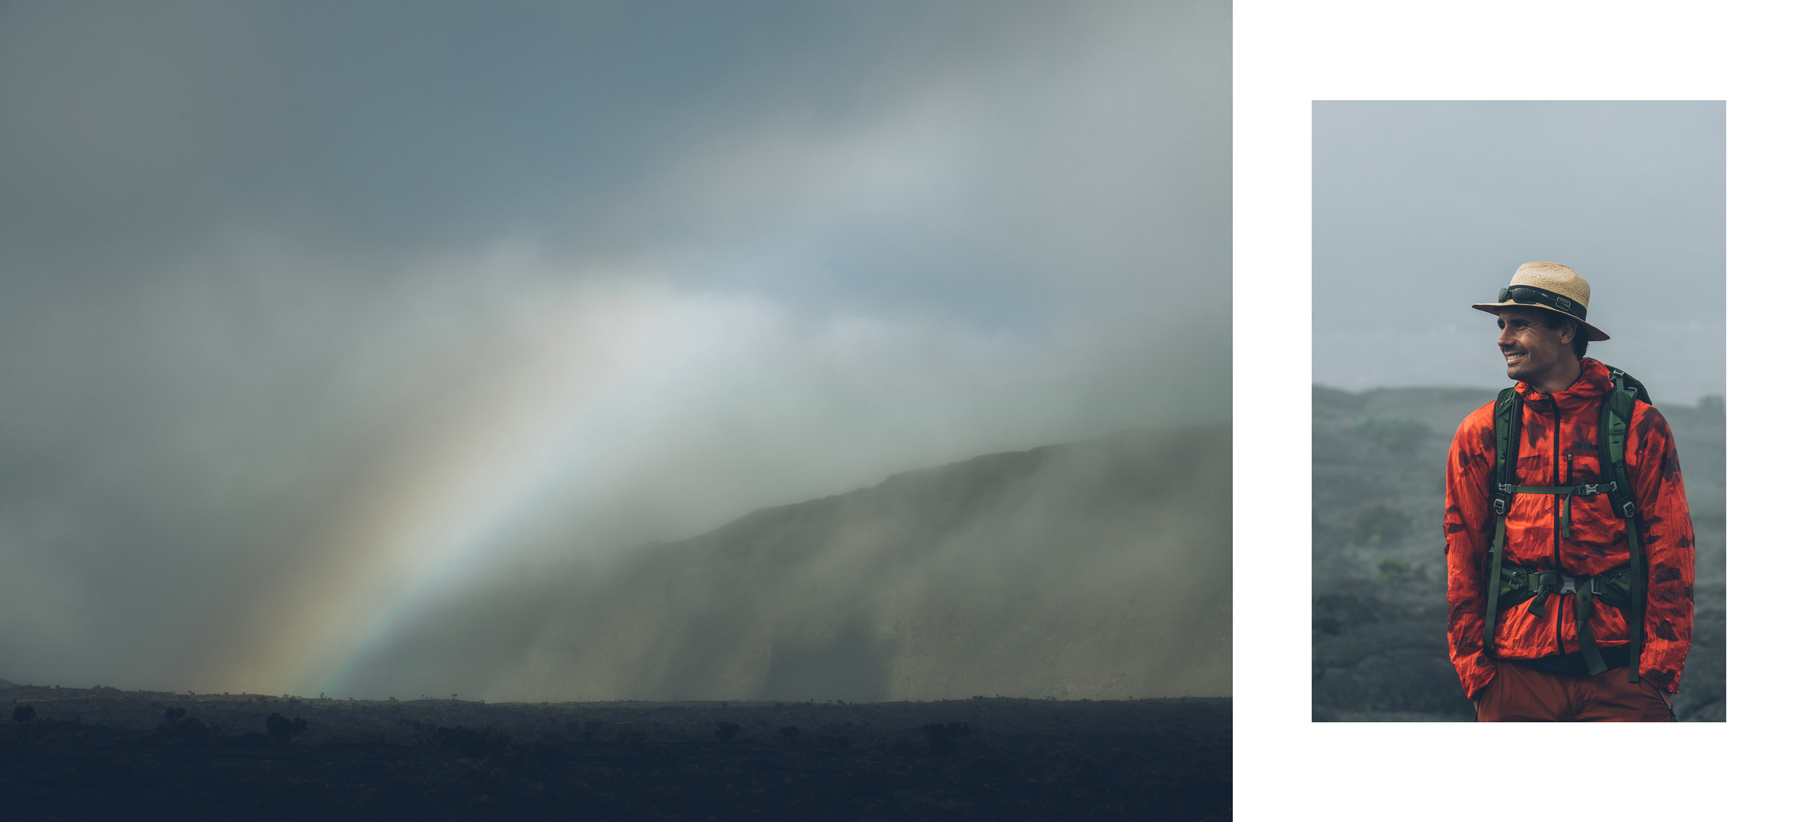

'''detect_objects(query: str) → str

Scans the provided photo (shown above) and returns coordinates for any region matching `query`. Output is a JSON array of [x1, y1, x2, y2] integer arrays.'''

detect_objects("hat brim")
[[1472, 301, 1611, 341]]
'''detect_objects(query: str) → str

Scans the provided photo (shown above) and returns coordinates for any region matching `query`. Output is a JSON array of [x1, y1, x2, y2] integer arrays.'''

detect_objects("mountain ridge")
[[344, 424, 1232, 703]]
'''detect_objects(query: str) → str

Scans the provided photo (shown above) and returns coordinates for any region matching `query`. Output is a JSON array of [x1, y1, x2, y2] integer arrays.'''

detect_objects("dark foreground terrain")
[[1313, 385, 1725, 721], [0, 685, 1228, 821]]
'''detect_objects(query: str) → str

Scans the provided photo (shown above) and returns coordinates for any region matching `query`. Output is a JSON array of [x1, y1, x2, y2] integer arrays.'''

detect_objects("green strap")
[[1561, 494, 1572, 540], [1574, 583, 1607, 675], [1508, 567, 1612, 675], [1509, 485, 1586, 543], [1627, 515, 1644, 683], [1485, 513, 1507, 650], [1494, 564, 1534, 612], [1484, 389, 1523, 653], [1524, 570, 1553, 617], [1602, 369, 1649, 684]]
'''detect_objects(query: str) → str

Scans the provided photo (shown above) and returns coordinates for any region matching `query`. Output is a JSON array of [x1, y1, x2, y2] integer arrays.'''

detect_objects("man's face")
[[1495, 307, 1574, 384]]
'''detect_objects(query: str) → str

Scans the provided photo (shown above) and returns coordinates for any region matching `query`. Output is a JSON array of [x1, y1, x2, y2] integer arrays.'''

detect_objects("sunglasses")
[[1497, 285, 1585, 320]]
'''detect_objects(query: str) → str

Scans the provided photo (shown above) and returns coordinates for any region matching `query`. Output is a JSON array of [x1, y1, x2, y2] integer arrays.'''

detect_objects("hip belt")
[[1494, 563, 1633, 676]]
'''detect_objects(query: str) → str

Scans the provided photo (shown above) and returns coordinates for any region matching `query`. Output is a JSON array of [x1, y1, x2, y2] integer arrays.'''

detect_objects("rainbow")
[[204, 281, 710, 697]]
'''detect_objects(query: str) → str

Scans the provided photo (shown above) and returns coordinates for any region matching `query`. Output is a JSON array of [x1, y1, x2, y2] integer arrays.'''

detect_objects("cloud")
[[0, 0, 1230, 696]]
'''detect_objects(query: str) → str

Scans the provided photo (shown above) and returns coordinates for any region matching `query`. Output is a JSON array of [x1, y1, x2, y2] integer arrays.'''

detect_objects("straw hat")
[[1471, 261, 1610, 341]]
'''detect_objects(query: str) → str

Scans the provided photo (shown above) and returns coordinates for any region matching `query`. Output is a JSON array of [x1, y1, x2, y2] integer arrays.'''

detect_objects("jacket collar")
[[1515, 357, 1611, 404]]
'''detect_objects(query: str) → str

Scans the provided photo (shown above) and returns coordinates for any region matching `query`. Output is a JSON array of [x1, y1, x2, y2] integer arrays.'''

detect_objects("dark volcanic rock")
[[0, 688, 1230, 821]]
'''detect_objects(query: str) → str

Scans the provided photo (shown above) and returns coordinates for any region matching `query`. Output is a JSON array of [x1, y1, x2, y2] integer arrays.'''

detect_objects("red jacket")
[[1444, 358, 1695, 697]]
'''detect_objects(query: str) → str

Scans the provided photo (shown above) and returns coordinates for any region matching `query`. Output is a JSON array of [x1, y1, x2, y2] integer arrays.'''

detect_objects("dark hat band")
[[1497, 284, 1586, 320]]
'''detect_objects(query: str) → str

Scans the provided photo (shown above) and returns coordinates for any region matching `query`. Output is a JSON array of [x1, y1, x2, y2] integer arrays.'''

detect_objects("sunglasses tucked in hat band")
[[1496, 284, 1586, 320], [1471, 261, 1610, 341]]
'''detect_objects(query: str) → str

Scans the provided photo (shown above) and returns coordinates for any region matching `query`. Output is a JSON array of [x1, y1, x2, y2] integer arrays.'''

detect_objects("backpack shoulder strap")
[[1597, 367, 1651, 683], [1491, 388, 1524, 514], [1484, 387, 1524, 651], [1598, 368, 1649, 519]]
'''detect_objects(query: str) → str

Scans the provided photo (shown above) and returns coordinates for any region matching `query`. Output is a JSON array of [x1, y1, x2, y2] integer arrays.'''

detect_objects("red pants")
[[1476, 660, 1675, 722]]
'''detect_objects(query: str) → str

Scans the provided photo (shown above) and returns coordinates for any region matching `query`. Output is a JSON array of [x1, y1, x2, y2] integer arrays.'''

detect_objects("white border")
[[1236, 1, 1794, 817]]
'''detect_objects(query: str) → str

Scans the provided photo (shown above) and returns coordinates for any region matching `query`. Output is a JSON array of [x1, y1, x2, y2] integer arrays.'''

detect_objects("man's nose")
[[1497, 324, 1515, 347]]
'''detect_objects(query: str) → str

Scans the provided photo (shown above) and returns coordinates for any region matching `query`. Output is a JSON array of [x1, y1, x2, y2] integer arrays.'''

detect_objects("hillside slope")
[[350, 425, 1231, 703]]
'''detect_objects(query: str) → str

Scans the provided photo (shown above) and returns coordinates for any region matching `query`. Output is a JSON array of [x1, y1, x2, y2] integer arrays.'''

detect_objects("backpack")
[[1483, 368, 1650, 681]]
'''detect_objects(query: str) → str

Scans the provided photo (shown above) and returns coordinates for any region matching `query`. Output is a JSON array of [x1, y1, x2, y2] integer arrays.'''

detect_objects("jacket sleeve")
[[1444, 406, 1498, 700], [1628, 405, 1696, 693]]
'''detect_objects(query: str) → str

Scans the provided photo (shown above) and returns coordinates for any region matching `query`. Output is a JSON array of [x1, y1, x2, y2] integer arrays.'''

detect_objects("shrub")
[[713, 721, 740, 744], [168, 716, 213, 744], [11, 704, 34, 741], [922, 722, 971, 756], [266, 713, 309, 744]]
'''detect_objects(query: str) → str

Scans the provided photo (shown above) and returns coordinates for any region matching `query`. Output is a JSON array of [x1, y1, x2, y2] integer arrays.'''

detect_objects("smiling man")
[[1441, 262, 1694, 721]]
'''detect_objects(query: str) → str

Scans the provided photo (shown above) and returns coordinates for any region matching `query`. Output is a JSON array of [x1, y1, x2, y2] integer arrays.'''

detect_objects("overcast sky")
[[1313, 101, 1725, 404], [0, 0, 1229, 695]]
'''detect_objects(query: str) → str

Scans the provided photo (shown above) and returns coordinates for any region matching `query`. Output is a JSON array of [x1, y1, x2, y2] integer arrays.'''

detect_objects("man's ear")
[[1558, 321, 1578, 346]]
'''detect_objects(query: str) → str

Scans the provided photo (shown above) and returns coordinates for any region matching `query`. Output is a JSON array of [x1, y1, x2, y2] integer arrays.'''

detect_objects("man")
[[1443, 262, 1694, 721]]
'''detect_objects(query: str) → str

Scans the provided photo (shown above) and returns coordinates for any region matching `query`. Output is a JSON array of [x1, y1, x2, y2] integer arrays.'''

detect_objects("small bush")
[[713, 721, 740, 743], [266, 713, 309, 744]]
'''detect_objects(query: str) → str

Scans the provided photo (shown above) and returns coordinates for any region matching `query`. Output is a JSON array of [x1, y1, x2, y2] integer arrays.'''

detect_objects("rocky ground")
[[1312, 385, 1726, 721], [0, 685, 1228, 820]]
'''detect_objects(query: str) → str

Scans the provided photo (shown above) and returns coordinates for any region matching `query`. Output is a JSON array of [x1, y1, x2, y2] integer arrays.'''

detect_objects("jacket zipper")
[[1550, 395, 1566, 656]]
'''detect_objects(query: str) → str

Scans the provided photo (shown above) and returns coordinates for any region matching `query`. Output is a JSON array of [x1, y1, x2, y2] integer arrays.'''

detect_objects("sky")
[[0, 0, 1230, 696], [1312, 101, 1725, 404]]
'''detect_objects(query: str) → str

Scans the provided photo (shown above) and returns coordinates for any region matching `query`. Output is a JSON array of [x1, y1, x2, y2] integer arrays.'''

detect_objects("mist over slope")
[[341, 425, 1230, 703]]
